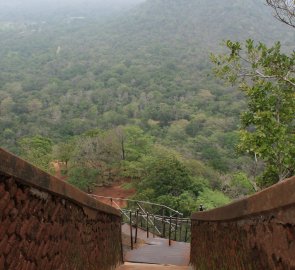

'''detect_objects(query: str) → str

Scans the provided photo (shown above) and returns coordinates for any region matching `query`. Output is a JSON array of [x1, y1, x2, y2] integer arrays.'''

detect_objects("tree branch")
[[266, 0, 295, 28]]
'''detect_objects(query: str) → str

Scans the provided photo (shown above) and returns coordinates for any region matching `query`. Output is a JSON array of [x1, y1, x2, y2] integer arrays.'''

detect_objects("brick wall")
[[0, 148, 122, 270], [191, 176, 295, 270]]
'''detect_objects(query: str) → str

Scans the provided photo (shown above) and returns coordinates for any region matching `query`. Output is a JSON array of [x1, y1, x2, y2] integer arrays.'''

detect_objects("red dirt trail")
[[93, 180, 136, 208], [52, 162, 135, 208]]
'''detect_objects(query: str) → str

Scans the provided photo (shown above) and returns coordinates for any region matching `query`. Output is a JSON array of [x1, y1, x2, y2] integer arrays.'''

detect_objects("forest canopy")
[[0, 0, 294, 214]]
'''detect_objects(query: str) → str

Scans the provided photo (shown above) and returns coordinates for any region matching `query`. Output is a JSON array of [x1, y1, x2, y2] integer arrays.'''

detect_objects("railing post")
[[129, 211, 133, 250], [140, 212, 143, 228], [153, 215, 156, 238], [120, 213, 124, 263], [135, 209, 139, 244], [169, 216, 172, 246], [184, 219, 189, 242], [179, 217, 183, 242], [174, 214, 178, 241], [162, 216, 166, 238], [146, 212, 149, 238]]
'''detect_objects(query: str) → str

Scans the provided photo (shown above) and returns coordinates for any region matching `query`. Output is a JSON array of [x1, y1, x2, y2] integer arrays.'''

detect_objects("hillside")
[[0, 0, 293, 206], [111, 0, 294, 49]]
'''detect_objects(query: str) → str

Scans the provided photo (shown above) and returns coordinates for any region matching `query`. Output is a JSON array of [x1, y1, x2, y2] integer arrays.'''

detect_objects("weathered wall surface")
[[0, 148, 122, 270], [191, 176, 295, 270]]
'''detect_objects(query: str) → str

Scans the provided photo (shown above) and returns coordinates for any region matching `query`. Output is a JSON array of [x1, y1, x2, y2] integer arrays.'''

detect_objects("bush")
[[196, 188, 231, 210], [257, 166, 280, 188], [138, 154, 192, 197], [230, 172, 255, 195], [68, 167, 100, 191]]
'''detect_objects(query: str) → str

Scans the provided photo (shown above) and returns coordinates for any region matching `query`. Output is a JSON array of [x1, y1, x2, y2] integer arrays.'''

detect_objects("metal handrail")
[[89, 194, 192, 246], [90, 194, 183, 216], [122, 210, 191, 244]]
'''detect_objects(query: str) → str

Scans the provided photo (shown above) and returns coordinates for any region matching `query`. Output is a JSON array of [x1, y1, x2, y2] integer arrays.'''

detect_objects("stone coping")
[[0, 147, 121, 217], [192, 175, 295, 221]]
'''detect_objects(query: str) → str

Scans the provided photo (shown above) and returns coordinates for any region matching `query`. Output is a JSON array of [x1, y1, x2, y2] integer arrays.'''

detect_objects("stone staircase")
[[125, 238, 190, 266], [120, 224, 190, 270], [117, 262, 190, 269]]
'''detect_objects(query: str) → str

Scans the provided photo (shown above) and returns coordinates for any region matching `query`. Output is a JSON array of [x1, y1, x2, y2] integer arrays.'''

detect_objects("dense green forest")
[[0, 0, 294, 214]]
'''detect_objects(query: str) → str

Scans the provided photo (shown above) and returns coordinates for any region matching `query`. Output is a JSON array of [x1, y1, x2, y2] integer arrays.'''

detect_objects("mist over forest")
[[0, 0, 294, 214], [0, 0, 145, 21]]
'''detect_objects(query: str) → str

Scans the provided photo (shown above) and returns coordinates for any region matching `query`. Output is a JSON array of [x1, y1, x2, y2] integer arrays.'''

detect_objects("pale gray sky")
[[0, 0, 144, 7], [0, 0, 145, 20]]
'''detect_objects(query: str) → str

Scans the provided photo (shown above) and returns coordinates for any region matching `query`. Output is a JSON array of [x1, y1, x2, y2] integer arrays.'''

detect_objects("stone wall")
[[0, 148, 122, 270], [191, 176, 295, 270]]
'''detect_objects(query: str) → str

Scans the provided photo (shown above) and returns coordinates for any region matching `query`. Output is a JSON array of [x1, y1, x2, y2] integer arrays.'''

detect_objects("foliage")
[[121, 160, 145, 179], [190, 177, 211, 196], [66, 129, 122, 186], [212, 40, 295, 184], [68, 167, 100, 191], [138, 154, 192, 197], [73, 129, 122, 167], [230, 172, 255, 196], [120, 182, 134, 190], [1, 0, 292, 207], [1, 0, 294, 182], [266, 0, 295, 28], [18, 135, 53, 172], [196, 188, 231, 210], [53, 139, 76, 169], [133, 149, 230, 216], [120, 125, 153, 161], [256, 165, 281, 188], [211, 39, 294, 87]]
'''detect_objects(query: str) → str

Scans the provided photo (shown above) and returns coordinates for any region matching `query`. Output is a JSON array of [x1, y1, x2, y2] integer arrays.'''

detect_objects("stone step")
[[116, 262, 191, 270], [124, 237, 190, 266]]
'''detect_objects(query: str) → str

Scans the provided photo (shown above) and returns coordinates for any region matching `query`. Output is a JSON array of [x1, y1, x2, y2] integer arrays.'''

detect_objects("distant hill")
[[103, 0, 294, 55], [0, 0, 293, 173], [0, 0, 144, 22]]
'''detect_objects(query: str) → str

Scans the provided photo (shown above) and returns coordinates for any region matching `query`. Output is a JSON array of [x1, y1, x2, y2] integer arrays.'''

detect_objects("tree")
[[53, 140, 76, 170], [211, 40, 295, 185], [266, 0, 295, 28], [72, 130, 122, 169], [133, 150, 196, 215], [212, 40, 294, 88], [18, 136, 53, 172], [229, 172, 255, 197], [67, 129, 123, 188], [196, 188, 231, 210], [116, 126, 153, 162], [138, 154, 192, 197], [68, 167, 100, 192]]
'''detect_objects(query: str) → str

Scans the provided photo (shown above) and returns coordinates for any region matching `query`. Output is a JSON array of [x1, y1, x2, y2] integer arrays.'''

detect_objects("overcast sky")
[[0, 0, 145, 20], [0, 0, 144, 7]]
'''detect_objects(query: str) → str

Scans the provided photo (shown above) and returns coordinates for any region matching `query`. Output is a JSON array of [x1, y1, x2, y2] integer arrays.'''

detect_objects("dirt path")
[[51, 161, 67, 180], [93, 180, 136, 208]]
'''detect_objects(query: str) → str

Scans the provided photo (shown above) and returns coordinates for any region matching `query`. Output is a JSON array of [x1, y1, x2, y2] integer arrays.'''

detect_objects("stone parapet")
[[0, 148, 122, 270], [191, 176, 295, 270]]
